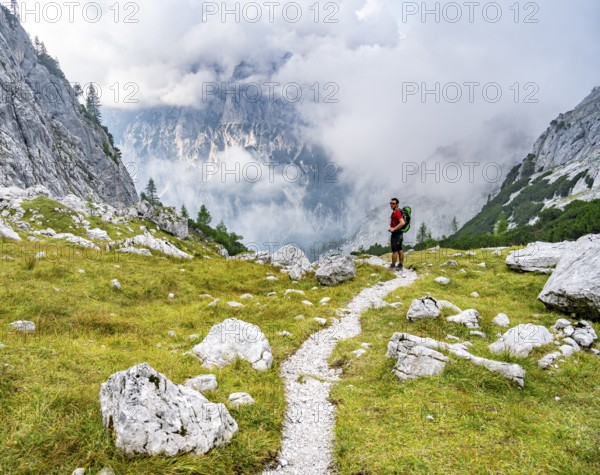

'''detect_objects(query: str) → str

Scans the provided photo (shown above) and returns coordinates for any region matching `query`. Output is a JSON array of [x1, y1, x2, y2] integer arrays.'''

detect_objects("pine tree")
[[40, 41, 48, 56], [85, 84, 102, 124], [144, 178, 159, 205], [196, 205, 212, 227], [417, 222, 428, 245], [180, 204, 189, 219], [34, 36, 41, 54], [451, 216, 459, 234], [494, 212, 509, 235]]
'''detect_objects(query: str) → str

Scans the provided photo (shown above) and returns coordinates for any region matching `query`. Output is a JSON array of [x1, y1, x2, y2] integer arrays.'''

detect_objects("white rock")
[[571, 321, 598, 348], [168, 331, 176, 338], [538, 352, 562, 369], [559, 345, 575, 357], [447, 309, 481, 329], [87, 228, 111, 240], [435, 277, 451, 285], [493, 313, 510, 327], [320, 297, 332, 305], [71, 469, 85, 475], [100, 363, 237, 456], [352, 349, 367, 358], [478, 263, 486, 268], [470, 331, 487, 338], [302, 300, 314, 306], [426, 415, 435, 421], [111, 279, 122, 291], [488, 324, 554, 357], [284, 289, 306, 297], [184, 374, 218, 393], [506, 241, 572, 274], [563, 337, 581, 351], [279, 331, 292, 337], [266, 276, 278, 281], [314, 318, 327, 326], [294, 314, 305, 321], [0, 219, 21, 241], [387, 334, 449, 381], [229, 392, 255, 407], [168, 293, 175, 300], [35, 251, 46, 259], [192, 318, 273, 371], [208, 299, 220, 307], [97, 469, 115, 475], [471, 292, 480, 298], [361, 343, 372, 349], [227, 302, 243, 308], [9, 321, 35, 333], [406, 297, 441, 321], [315, 254, 356, 286], [240, 294, 254, 299]]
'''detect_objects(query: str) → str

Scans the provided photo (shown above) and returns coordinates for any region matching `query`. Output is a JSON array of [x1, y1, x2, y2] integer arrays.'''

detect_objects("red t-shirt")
[[390, 209, 403, 228]]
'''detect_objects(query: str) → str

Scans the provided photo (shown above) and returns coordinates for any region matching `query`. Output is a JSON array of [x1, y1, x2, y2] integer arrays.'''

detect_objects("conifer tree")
[[180, 204, 189, 219], [417, 222, 428, 245], [144, 178, 159, 205], [196, 205, 212, 227], [451, 216, 459, 234], [85, 84, 102, 124]]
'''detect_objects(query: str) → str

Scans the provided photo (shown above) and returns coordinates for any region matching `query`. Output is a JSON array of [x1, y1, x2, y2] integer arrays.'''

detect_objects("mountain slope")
[[452, 87, 600, 243], [0, 6, 138, 208]]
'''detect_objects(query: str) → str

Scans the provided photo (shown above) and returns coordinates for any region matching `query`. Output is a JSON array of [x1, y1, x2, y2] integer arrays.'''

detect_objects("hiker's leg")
[[391, 251, 398, 265], [399, 251, 405, 267]]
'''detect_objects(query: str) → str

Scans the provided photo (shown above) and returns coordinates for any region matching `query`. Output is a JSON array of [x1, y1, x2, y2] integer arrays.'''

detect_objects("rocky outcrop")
[[315, 254, 356, 286], [137, 201, 188, 239], [0, 7, 137, 208], [0, 218, 20, 240], [112, 232, 192, 259], [506, 241, 574, 274], [538, 234, 600, 320], [273, 245, 312, 281], [388, 333, 525, 387], [192, 318, 273, 371], [99, 363, 237, 456]]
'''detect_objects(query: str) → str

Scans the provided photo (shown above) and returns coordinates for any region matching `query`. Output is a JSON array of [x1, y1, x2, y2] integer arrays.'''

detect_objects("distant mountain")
[[104, 61, 351, 253], [0, 6, 137, 208], [453, 86, 600, 243]]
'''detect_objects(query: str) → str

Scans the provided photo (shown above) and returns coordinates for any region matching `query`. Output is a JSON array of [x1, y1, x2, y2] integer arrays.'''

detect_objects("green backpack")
[[400, 206, 411, 233]]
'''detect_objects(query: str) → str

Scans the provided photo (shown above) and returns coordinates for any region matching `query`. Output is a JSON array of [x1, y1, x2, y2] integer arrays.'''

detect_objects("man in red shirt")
[[389, 198, 406, 274]]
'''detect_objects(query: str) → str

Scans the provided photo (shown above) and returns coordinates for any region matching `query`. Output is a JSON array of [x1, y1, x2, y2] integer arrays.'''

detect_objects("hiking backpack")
[[400, 206, 411, 233]]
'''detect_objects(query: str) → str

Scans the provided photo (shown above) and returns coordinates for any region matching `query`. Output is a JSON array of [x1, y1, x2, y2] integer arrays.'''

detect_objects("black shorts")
[[391, 232, 403, 253]]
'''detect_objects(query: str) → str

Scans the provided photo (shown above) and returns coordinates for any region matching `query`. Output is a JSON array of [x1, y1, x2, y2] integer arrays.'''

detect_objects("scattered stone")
[[563, 337, 581, 351], [406, 297, 441, 321], [168, 293, 175, 300], [361, 343, 372, 349], [471, 292, 480, 298], [111, 279, 122, 291], [87, 228, 111, 240], [478, 263, 486, 268], [284, 289, 306, 297], [35, 251, 46, 259], [199, 294, 214, 299], [78, 269, 86, 274], [168, 331, 176, 338], [188, 334, 200, 340], [559, 345, 575, 357], [279, 331, 292, 337], [571, 321, 598, 348], [488, 324, 554, 357], [315, 254, 356, 286], [71, 469, 85, 475], [229, 392, 255, 407], [266, 276, 278, 281], [555, 396, 561, 402], [97, 469, 115, 475], [352, 349, 367, 358], [314, 318, 327, 326], [446, 309, 481, 329], [240, 294, 254, 299], [184, 374, 218, 393], [208, 299, 220, 307], [426, 415, 435, 421], [493, 313, 510, 327], [192, 318, 273, 371], [435, 277, 451, 285], [440, 260, 459, 268], [302, 300, 314, 306], [227, 302, 243, 308], [538, 352, 562, 369], [267, 292, 277, 297], [100, 363, 237, 456], [470, 331, 487, 338], [320, 297, 331, 305], [9, 321, 35, 333], [294, 315, 305, 321], [446, 335, 461, 341]]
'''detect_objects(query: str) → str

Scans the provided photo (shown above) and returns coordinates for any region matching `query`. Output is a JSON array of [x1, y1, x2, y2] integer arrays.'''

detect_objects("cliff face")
[[0, 6, 138, 208]]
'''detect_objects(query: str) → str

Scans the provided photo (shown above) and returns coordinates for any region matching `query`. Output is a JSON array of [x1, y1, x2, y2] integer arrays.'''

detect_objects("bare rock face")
[[538, 234, 600, 320], [315, 254, 356, 286], [99, 363, 238, 456], [192, 318, 273, 371], [0, 7, 137, 208]]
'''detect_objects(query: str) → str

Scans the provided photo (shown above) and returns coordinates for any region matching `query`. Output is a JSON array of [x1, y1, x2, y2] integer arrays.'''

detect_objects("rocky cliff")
[[0, 6, 138, 208]]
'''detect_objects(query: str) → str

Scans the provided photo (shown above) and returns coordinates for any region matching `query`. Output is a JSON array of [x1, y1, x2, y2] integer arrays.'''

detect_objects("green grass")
[[0, 225, 384, 474], [331, 248, 600, 474]]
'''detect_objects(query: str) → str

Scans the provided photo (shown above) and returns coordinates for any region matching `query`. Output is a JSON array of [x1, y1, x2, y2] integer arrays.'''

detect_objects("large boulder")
[[137, 201, 189, 239], [537, 234, 600, 320], [446, 309, 481, 329], [406, 297, 461, 321], [488, 324, 554, 357], [99, 363, 237, 456], [315, 254, 356, 286], [0, 219, 21, 241], [192, 318, 273, 371], [113, 232, 192, 259], [272, 245, 312, 280], [506, 241, 574, 274]]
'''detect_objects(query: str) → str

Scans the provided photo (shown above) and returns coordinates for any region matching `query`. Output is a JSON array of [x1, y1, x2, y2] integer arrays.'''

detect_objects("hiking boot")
[[388, 263, 397, 269]]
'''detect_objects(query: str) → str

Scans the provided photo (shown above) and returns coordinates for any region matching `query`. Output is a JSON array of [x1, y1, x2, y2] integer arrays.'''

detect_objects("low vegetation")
[[331, 249, 600, 474]]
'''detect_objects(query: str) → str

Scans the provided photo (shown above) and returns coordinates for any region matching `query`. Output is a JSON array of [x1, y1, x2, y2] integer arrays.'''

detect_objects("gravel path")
[[263, 271, 417, 475]]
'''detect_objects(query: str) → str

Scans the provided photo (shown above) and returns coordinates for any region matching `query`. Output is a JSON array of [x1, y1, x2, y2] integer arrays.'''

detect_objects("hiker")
[[389, 198, 406, 273]]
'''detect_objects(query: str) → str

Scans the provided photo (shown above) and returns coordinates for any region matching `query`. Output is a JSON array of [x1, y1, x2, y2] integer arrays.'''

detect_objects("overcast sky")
[[17, 0, 600, 242]]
